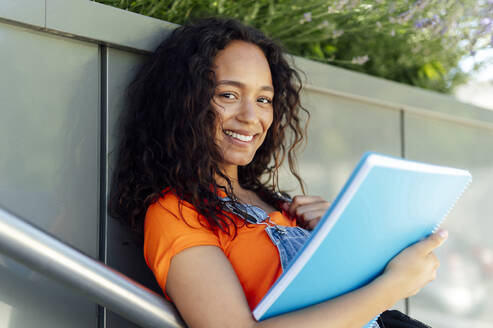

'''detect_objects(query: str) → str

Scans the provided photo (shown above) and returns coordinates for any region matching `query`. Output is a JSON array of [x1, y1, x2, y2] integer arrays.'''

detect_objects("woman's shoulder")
[[145, 189, 206, 230]]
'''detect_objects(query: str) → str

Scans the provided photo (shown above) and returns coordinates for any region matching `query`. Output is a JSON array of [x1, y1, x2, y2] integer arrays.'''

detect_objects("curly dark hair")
[[109, 17, 309, 238]]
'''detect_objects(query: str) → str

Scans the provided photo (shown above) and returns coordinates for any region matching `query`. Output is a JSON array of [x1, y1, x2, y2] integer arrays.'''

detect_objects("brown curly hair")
[[109, 17, 309, 238]]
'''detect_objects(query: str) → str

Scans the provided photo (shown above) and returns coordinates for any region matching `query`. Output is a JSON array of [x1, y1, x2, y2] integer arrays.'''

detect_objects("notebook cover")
[[253, 152, 472, 327]]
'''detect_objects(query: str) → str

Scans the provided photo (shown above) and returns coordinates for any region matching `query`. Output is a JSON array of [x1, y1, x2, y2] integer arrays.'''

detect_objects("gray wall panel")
[[0, 22, 99, 327], [278, 89, 407, 314], [297, 56, 493, 126], [405, 113, 493, 328], [2, 2, 493, 326], [0, 0, 45, 27], [46, 0, 175, 52], [279, 89, 402, 199], [104, 47, 163, 328]]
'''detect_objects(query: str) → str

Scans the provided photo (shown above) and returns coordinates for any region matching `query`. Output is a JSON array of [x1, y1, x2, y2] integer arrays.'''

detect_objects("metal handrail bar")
[[0, 206, 186, 328]]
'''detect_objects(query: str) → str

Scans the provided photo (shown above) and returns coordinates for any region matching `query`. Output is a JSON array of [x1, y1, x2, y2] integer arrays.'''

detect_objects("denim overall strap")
[[221, 196, 311, 271], [264, 225, 311, 271]]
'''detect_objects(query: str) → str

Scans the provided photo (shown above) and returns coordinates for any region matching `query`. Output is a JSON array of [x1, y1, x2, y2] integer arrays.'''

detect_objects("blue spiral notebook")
[[253, 152, 472, 327]]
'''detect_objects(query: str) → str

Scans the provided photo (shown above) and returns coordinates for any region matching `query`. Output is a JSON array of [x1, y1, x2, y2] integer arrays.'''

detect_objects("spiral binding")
[[431, 177, 472, 234]]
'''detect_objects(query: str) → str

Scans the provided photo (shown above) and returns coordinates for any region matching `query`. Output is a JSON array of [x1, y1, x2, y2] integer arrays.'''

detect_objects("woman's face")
[[211, 40, 274, 172]]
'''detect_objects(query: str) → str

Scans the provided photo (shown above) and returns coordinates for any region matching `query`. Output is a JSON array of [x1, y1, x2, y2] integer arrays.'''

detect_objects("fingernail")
[[438, 229, 448, 238]]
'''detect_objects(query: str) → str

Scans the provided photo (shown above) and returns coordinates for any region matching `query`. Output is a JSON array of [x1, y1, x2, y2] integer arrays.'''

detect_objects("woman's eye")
[[258, 97, 272, 104], [220, 93, 236, 100]]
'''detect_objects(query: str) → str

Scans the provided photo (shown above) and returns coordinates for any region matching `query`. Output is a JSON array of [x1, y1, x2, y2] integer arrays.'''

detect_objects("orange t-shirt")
[[143, 191, 296, 310]]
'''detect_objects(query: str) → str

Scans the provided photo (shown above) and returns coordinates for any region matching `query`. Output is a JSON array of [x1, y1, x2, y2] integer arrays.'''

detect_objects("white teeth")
[[224, 130, 253, 142]]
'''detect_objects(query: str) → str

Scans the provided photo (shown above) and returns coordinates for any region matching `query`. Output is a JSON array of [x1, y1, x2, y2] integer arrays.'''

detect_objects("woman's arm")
[[166, 230, 447, 328]]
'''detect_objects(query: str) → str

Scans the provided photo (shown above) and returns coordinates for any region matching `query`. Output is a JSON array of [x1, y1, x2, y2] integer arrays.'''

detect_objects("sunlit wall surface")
[[1, 1, 493, 327], [405, 115, 493, 328], [279, 89, 401, 198], [0, 22, 99, 328], [285, 57, 493, 327]]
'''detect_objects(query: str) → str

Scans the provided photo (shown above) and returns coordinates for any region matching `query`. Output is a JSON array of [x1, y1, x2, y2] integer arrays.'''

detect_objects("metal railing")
[[0, 206, 186, 328]]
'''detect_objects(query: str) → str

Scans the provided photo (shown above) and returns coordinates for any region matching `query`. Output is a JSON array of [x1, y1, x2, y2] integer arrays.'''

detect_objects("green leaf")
[[308, 43, 325, 59], [94, 0, 491, 93], [323, 44, 337, 55]]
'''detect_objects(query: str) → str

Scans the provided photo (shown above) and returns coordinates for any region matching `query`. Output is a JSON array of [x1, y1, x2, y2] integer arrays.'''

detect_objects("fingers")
[[282, 195, 324, 213], [419, 252, 439, 284], [414, 229, 448, 254], [290, 201, 328, 219], [283, 195, 329, 217], [424, 252, 439, 285], [281, 195, 330, 230], [429, 252, 440, 270], [385, 232, 444, 299], [293, 208, 325, 230], [303, 217, 322, 230]]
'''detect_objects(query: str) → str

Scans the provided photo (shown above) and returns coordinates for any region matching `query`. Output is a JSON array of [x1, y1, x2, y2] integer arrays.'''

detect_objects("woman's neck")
[[215, 165, 277, 213], [215, 164, 241, 193]]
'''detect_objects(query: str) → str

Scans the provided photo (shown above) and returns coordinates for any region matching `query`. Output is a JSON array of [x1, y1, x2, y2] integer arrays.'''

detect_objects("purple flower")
[[332, 29, 344, 38], [415, 0, 429, 11], [351, 55, 369, 65], [431, 14, 440, 24], [335, 0, 349, 10], [398, 10, 415, 24], [347, 0, 359, 10], [388, 3, 396, 14], [414, 18, 430, 28], [304, 12, 312, 22], [480, 18, 491, 26], [390, 29, 396, 36]]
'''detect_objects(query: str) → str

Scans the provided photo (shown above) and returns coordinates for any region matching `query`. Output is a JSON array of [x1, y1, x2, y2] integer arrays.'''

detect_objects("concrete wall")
[[1, 1, 492, 327]]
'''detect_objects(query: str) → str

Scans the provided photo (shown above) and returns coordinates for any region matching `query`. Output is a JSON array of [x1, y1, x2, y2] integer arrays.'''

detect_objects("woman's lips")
[[223, 129, 256, 142]]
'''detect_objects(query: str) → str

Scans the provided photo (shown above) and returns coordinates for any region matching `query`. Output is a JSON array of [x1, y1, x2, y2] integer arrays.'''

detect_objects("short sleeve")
[[143, 194, 220, 301]]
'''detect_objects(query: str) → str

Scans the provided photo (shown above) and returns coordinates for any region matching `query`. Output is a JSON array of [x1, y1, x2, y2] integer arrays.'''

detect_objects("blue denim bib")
[[221, 196, 311, 272]]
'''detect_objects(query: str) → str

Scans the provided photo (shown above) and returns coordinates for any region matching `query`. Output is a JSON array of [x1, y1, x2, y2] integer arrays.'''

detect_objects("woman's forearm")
[[256, 274, 398, 328], [255, 230, 447, 328]]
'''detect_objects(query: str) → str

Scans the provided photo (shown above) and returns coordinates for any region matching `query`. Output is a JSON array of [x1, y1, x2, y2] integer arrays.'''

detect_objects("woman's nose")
[[236, 99, 257, 123]]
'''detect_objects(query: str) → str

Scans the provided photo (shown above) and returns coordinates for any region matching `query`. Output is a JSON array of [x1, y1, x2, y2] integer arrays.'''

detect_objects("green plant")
[[95, 0, 493, 94]]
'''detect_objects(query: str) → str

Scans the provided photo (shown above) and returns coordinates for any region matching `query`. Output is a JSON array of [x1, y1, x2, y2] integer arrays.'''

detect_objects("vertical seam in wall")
[[44, 0, 47, 28], [98, 44, 109, 328], [400, 109, 410, 316], [99, 46, 109, 264], [400, 109, 406, 159]]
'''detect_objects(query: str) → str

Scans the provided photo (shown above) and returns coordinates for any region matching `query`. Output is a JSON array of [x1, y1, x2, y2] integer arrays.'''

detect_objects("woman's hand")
[[380, 229, 448, 300], [281, 195, 331, 230]]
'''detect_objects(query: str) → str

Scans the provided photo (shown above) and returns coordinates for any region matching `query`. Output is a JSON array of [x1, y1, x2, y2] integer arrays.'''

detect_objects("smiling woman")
[[212, 41, 275, 184], [109, 17, 443, 328]]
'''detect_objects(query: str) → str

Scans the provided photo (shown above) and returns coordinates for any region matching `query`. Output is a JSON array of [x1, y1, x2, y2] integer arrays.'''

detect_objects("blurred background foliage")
[[95, 0, 493, 94]]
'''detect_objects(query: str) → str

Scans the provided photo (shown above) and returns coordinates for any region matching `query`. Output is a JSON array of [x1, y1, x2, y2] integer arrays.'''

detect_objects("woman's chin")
[[223, 156, 255, 168]]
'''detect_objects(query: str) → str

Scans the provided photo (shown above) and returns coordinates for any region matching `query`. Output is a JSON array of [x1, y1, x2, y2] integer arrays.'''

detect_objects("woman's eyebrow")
[[217, 80, 274, 92]]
